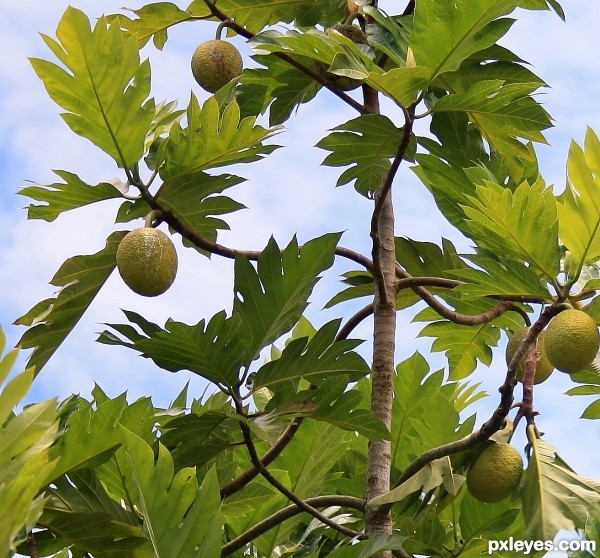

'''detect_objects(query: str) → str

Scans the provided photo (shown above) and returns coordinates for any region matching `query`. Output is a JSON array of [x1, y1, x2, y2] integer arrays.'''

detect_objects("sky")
[[1, 0, 600, 554]]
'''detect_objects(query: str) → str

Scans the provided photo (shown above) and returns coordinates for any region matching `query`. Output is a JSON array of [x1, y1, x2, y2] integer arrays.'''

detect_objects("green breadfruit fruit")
[[116, 227, 178, 297], [466, 443, 523, 503], [315, 24, 368, 91], [191, 39, 243, 93], [544, 309, 599, 374], [505, 327, 554, 384]]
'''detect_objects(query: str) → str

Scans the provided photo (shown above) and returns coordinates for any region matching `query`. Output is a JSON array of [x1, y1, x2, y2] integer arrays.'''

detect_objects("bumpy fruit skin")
[[467, 443, 523, 503], [191, 40, 243, 93], [116, 227, 178, 297], [505, 327, 554, 384], [544, 309, 599, 374], [316, 24, 369, 91]]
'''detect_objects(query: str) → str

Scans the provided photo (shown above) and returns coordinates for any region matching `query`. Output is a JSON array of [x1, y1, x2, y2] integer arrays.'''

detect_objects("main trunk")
[[366, 187, 396, 550]]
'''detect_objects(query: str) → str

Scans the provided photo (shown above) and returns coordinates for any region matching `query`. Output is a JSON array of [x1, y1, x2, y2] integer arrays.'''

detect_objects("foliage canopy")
[[5, 0, 600, 557]]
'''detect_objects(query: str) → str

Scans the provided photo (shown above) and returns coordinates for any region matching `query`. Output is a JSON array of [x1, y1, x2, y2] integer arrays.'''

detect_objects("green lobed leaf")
[[107, 2, 194, 49], [237, 54, 320, 126], [30, 6, 155, 169], [38, 468, 150, 556], [449, 255, 552, 299], [19, 170, 122, 222], [160, 411, 239, 468], [159, 96, 280, 178], [460, 178, 561, 280], [410, 0, 522, 80], [234, 233, 341, 357], [0, 365, 60, 554], [295, 375, 390, 440], [99, 310, 251, 387], [433, 80, 551, 178], [557, 128, 600, 273], [187, 0, 344, 33], [125, 434, 223, 558], [317, 114, 408, 198], [157, 172, 247, 252], [362, 6, 411, 67], [521, 431, 600, 540], [371, 458, 455, 506], [15, 232, 126, 374], [413, 112, 493, 233], [43, 394, 138, 484], [253, 320, 370, 389], [414, 294, 518, 379], [365, 66, 430, 107], [459, 492, 522, 548]]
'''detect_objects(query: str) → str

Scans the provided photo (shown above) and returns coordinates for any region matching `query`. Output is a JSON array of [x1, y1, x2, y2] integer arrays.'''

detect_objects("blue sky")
[[1, 1, 599, 553]]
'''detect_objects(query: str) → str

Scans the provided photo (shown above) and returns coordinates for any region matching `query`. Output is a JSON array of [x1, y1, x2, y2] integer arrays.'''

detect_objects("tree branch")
[[233, 398, 364, 540], [337, 303, 375, 341], [203, 0, 367, 114], [378, 305, 562, 514], [221, 495, 365, 556], [220, 417, 302, 499]]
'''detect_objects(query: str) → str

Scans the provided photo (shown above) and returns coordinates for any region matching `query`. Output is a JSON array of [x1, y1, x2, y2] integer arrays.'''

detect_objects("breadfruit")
[[505, 327, 554, 384], [315, 24, 368, 91], [191, 39, 243, 93], [544, 309, 599, 374], [116, 227, 178, 297], [466, 443, 523, 503]]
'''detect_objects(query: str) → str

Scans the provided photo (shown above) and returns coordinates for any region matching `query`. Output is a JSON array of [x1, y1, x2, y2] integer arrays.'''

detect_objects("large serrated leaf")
[[317, 114, 407, 198], [410, 0, 521, 80], [125, 435, 222, 558], [459, 492, 522, 546], [187, 0, 344, 34], [158, 172, 247, 251], [450, 255, 552, 299], [160, 411, 239, 468], [15, 232, 126, 374], [19, 170, 122, 222], [44, 394, 136, 484], [0, 358, 60, 555], [557, 128, 600, 272], [238, 54, 320, 126], [414, 294, 516, 379], [521, 431, 600, 540], [108, 2, 194, 49], [253, 320, 369, 389], [30, 6, 155, 169], [234, 234, 341, 356], [460, 179, 560, 280], [433, 80, 551, 178], [99, 310, 251, 387], [38, 468, 150, 557], [160, 96, 280, 178]]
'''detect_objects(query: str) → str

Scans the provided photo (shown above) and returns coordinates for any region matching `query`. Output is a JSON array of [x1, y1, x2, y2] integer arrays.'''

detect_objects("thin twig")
[[220, 417, 302, 498], [221, 495, 365, 556], [27, 532, 39, 558], [379, 305, 562, 514], [337, 303, 375, 341], [233, 397, 365, 540], [203, 0, 367, 114]]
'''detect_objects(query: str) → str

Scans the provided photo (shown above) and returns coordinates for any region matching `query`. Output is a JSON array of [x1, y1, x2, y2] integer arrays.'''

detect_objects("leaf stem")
[[221, 495, 365, 556], [232, 396, 365, 539], [203, 0, 368, 114]]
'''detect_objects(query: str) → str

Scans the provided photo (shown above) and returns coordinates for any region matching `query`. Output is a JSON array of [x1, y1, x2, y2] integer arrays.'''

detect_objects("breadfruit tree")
[[4, 0, 600, 556]]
